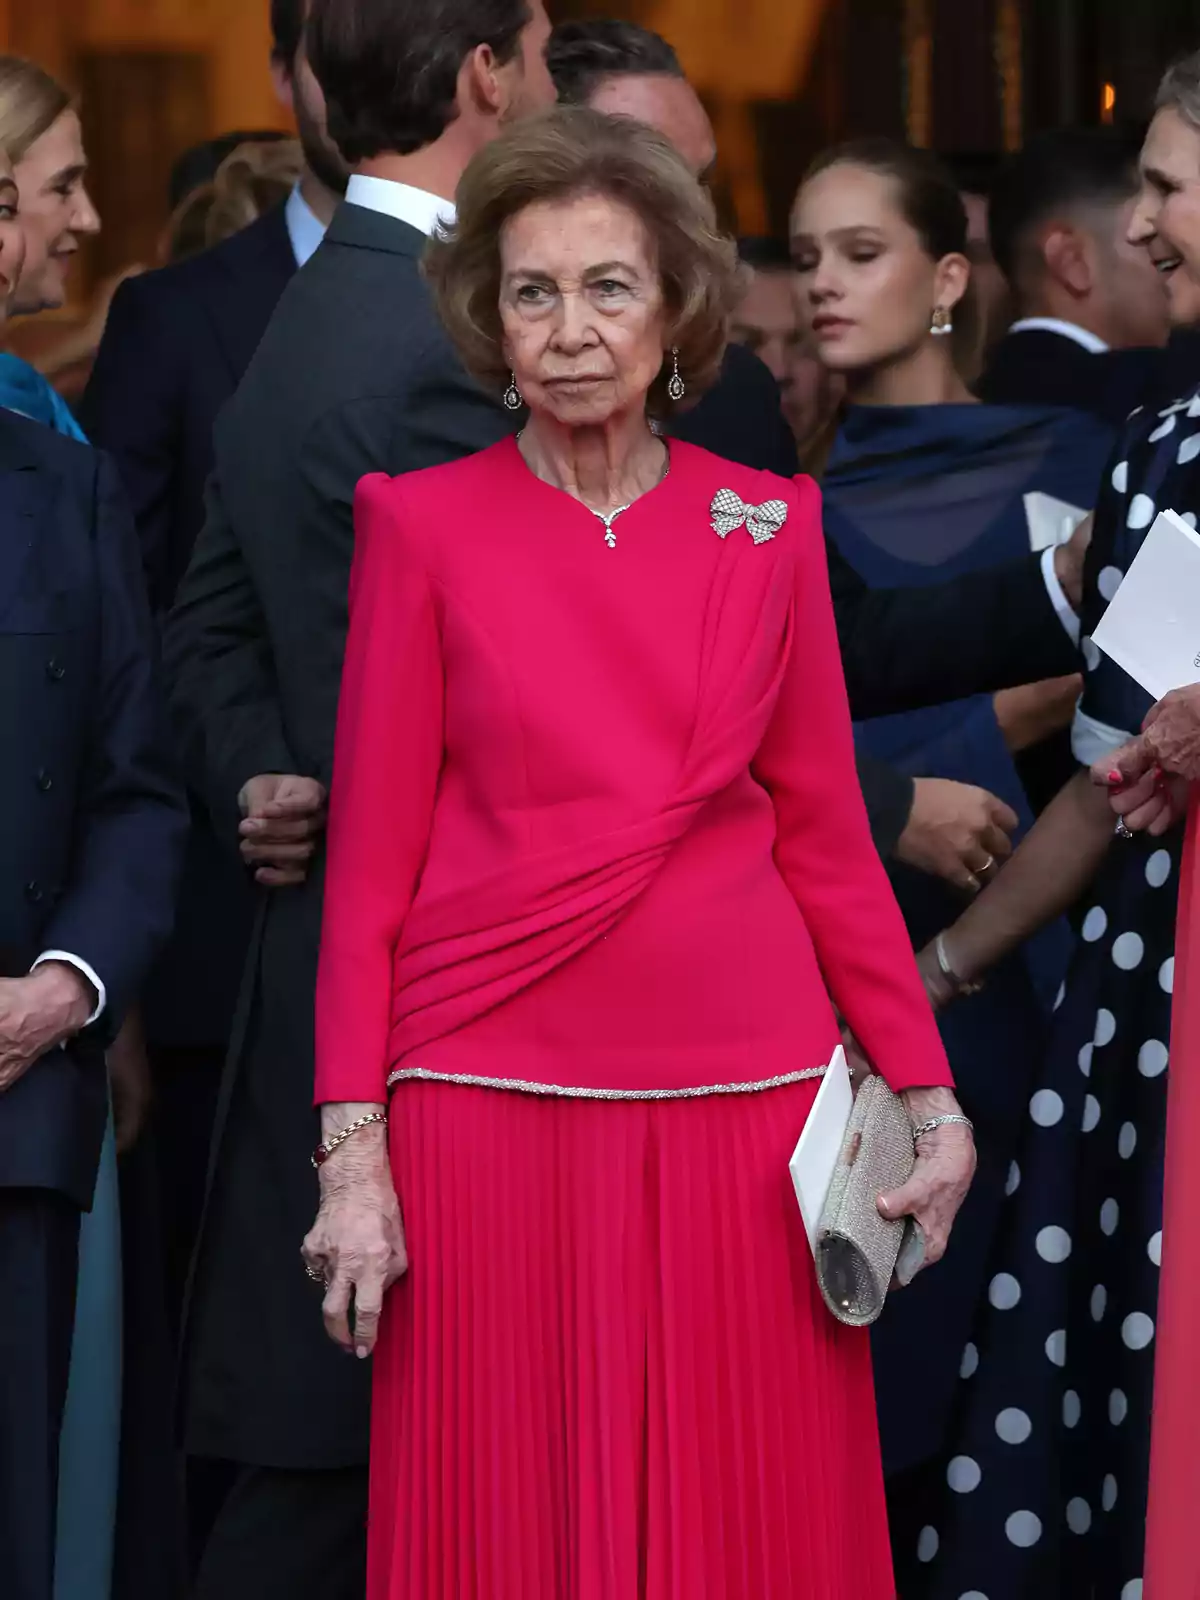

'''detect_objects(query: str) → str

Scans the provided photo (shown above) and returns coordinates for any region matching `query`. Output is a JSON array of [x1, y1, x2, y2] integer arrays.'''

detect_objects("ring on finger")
[[305, 1262, 327, 1285], [975, 854, 997, 878]]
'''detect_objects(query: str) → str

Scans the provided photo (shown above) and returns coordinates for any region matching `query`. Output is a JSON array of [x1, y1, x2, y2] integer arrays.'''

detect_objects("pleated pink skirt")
[[369, 1078, 895, 1599]]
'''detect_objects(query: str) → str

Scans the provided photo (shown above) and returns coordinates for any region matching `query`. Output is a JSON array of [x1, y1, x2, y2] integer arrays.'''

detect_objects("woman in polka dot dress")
[[897, 68, 1200, 1600]]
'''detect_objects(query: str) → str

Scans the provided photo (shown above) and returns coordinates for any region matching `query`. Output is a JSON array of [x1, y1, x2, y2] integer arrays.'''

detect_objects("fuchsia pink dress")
[[315, 437, 951, 1599]]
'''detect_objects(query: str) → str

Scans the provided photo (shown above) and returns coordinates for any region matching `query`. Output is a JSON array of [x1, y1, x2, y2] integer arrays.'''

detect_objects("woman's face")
[[499, 193, 667, 427], [12, 108, 100, 314], [1129, 107, 1200, 330], [789, 163, 967, 374], [0, 151, 27, 315]]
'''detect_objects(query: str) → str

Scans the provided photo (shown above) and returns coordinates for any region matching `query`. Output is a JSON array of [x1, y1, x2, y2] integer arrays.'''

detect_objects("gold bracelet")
[[311, 1111, 387, 1170]]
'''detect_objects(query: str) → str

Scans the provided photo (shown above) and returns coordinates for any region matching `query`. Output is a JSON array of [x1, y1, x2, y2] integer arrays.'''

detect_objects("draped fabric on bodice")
[[390, 515, 794, 1064], [315, 437, 950, 1105]]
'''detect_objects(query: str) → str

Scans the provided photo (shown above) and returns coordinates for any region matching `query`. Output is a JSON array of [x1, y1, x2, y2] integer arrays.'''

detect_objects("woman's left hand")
[[877, 1086, 976, 1274]]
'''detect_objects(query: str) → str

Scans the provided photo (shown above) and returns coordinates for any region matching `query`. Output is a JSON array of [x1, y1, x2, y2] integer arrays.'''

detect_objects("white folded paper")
[[1024, 490, 1089, 554], [1091, 508, 1200, 701], [789, 1045, 853, 1256]]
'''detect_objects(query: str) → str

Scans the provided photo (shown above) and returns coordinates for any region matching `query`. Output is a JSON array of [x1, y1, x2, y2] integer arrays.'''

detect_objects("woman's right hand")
[[302, 1116, 408, 1360]]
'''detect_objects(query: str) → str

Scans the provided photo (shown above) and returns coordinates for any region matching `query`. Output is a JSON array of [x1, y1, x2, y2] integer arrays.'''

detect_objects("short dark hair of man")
[[548, 19, 682, 107], [270, 0, 306, 65], [988, 127, 1140, 288], [306, 0, 530, 164]]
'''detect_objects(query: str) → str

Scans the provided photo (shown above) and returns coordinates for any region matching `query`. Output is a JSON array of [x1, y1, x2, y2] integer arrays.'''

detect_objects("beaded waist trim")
[[385, 1064, 829, 1100]]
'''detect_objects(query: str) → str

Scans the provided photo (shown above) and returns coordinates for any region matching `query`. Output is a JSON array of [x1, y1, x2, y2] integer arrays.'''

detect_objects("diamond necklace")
[[517, 429, 669, 550]]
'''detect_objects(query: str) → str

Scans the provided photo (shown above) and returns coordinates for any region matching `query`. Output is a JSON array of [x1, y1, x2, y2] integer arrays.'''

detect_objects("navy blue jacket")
[[0, 411, 186, 1205], [79, 206, 295, 1050]]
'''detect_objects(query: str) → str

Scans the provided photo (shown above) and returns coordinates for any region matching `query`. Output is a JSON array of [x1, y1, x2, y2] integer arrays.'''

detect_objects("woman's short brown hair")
[[424, 106, 740, 414]]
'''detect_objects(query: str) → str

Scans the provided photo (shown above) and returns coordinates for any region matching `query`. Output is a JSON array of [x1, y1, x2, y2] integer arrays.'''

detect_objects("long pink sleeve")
[[314, 476, 444, 1105], [752, 476, 952, 1092]]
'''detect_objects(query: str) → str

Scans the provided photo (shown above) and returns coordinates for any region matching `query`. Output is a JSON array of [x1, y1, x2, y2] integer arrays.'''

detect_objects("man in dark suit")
[[550, 17, 1081, 888], [0, 409, 185, 1600], [979, 127, 1172, 423], [78, 0, 348, 1327], [162, 2, 556, 1594]]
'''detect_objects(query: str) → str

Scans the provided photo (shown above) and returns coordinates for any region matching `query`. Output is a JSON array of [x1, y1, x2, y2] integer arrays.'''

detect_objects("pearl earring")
[[667, 347, 685, 402], [930, 307, 953, 338], [503, 372, 523, 411]]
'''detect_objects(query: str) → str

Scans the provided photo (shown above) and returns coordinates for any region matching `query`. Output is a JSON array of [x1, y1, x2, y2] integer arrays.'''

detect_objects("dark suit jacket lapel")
[[203, 205, 298, 384], [0, 422, 47, 619]]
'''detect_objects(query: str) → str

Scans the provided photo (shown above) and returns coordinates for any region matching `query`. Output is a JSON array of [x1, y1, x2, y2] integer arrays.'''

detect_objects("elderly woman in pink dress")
[[300, 106, 974, 1599]]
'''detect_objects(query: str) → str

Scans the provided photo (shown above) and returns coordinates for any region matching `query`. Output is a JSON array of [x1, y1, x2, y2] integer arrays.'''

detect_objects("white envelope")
[[1024, 491, 1089, 553], [789, 1045, 853, 1256], [1091, 508, 1200, 701]]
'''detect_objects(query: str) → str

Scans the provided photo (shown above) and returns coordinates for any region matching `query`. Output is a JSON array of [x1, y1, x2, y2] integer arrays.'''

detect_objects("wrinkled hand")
[[1053, 511, 1094, 610], [302, 1128, 408, 1359], [108, 1007, 152, 1155], [0, 965, 94, 1095], [1089, 687, 1200, 835], [238, 774, 327, 888], [895, 778, 1017, 893], [993, 674, 1083, 754], [878, 1087, 976, 1274]]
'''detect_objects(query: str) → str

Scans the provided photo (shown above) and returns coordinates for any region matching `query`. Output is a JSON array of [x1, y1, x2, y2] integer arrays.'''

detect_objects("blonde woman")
[[0, 54, 123, 1600]]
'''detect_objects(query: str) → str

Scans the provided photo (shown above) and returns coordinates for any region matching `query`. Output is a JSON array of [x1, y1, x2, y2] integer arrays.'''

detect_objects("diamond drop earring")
[[930, 307, 953, 338], [667, 347, 686, 403], [503, 372, 523, 411]]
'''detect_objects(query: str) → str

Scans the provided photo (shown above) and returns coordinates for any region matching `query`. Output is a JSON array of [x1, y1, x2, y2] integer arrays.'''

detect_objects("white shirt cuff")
[[32, 952, 106, 1025], [1041, 544, 1081, 646]]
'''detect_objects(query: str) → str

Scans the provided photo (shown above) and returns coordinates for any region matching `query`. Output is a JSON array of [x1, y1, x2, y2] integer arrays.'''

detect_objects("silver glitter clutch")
[[816, 1075, 923, 1327]]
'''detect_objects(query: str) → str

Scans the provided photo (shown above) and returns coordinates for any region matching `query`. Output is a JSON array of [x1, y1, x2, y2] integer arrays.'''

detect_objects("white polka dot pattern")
[[1030, 1090, 1064, 1127], [948, 1456, 982, 1493], [1121, 1313, 1155, 1350], [1005, 1511, 1042, 1548], [1036, 1226, 1072, 1263], [1127, 493, 1156, 528], [989, 1273, 1021, 1310], [995, 1408, 1032, 1445], [1145, 850, 1172, 888], [1138, 1040, 1168, 1078]]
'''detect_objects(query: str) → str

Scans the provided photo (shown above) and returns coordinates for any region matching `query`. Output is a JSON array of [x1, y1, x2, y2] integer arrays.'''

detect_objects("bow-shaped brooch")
[[710, 488, 788, 546]]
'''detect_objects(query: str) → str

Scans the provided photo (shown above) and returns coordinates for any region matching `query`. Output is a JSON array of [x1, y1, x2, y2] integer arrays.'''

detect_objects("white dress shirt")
[[1003, 319, 1106, 642], [344, 173, 457, 238], [1007, 316, 1111, 355], [32, 953, 105, 1025], [284, 183, 328, 267]]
